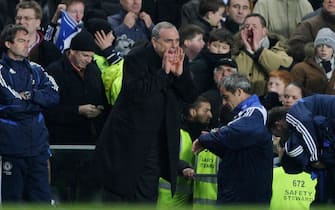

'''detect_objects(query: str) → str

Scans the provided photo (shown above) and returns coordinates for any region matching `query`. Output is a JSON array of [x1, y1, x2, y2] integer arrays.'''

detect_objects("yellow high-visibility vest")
[[193, 149, 220, 208], [94, 54, 123, 105], [157, 129, 194, 208], [270, 166, 317, 210]]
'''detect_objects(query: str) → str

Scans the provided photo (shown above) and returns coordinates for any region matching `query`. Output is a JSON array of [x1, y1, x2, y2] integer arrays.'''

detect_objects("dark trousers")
[[312, 167, 335, 204], [102, 139, 160, 203], [0, 154, 51, 202], [50, 148, 99, 203], [134, 142, 160, 202]]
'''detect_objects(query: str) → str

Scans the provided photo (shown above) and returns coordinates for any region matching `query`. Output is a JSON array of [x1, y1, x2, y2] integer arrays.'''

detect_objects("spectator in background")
[[233, 13, 293, 96], [267, 70, 293, 103], [8, 0, 63, 30], [85, 18, 123, 105], [190, 28, 234, 94], [261, 70, 293, 110], [53, 0, 84, 24], [282, 82, 306, 108], [223, 0, 251, 35], [179, 24, 205, 61], [261, 70, 293, 167], [14, 0, 61, 68], [288, 0, 335, 63], [0, 24, 59, 203], [201, 58, 237, 128], [191, 0, 226, 42], [95, 22, 197, 203], [45, 30, 108, 146], [107, 0, 154, 54], [192, 74, 273, 205], [157, 96, 213, 207], [291, 28, 335, 95], [44, 30, 109, 202], [253, 0, 313, 38], [45, 0, 85, 52], [187, 96, 219, 208]]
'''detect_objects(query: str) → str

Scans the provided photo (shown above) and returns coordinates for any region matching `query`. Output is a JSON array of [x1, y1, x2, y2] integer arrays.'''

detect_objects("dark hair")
[[219, 73, 252, 94], [267, 106, 288, 130], [16, 0, 43, 20], [182, 95, 210, 119], [191, 95, 210, 110], [242, 13, 267, 28], [179, 24, 204, 46], [0, 24, 28, 52], [286, 81, 310, 98], [227, 0, 252, 7], [198, 0, 225, 17], [208, 28, 234, 47]]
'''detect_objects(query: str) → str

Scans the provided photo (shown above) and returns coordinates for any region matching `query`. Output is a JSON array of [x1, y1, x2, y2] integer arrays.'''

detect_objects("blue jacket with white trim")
[[283, 94, 335, 173], [198, 95, 273, 204], [0, 54, 59, 157]]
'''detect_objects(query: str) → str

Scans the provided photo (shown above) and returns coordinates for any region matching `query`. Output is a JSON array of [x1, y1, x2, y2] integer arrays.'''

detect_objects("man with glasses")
[[15, 0, 61, 68]]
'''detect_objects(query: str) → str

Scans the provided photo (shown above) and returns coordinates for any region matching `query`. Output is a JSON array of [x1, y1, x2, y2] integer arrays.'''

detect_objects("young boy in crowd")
[[191, 0, 226, 42], [189, 28, 234, 94], [290, 27, 335, 95], [179, 24, 205, 61]]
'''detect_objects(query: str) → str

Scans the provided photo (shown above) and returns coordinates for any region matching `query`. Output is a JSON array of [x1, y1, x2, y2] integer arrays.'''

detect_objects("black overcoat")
[[95, 43, 197, 198], [45, 55, 109, 145]]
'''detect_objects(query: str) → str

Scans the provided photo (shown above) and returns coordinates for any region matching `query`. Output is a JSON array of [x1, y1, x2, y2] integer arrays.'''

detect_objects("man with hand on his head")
[[85, 18, 123, 105]]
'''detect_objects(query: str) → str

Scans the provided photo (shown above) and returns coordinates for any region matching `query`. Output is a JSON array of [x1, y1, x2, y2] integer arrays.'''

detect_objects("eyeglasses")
[[15, 16, 36, 21]]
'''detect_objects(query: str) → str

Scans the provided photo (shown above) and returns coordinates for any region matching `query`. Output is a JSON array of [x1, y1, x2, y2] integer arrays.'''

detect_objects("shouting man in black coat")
[[95, 21, 198, 203]]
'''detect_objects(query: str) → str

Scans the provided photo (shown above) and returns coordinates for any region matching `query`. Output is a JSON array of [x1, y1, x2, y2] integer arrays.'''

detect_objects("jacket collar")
[[1, 53, 30, 68], [145, 43, 162, 68], [322, 8, 335, 22], [234, 94, 262, 114]]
